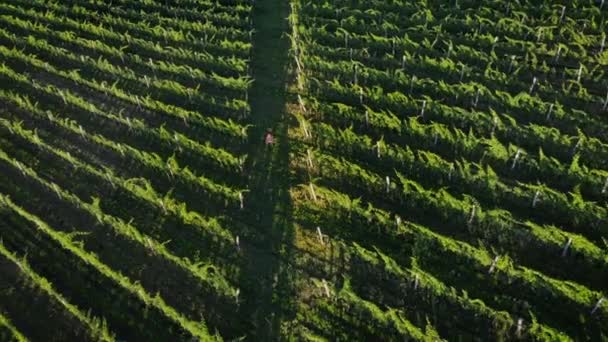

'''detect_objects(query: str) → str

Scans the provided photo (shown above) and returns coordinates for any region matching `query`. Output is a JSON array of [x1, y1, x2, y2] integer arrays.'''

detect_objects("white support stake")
[[546, 103, 554, 121], [529, 77, 537, 94], [306, 149, 314, 169], [468, 205, 477, 225], [516, 318, 524, 338], [409, 76, 417, 93], [591, 298, 605, 315], [316, 226, 324, 245], [420, 100, 427, 118], [297, 94, 307, 113], [532, 190, 541, 208], [511, 149, 521, 170], [359, 88, 364, 105], [508, 55, 516, 73], [309, 183, 317, 202], [491, 116, 498, 134], [561, 238, 572, 257], [303, 122, 311, 138], [460, 64, 466, 81], [488, 256, 499, 274], [322, 279, 331, 298], [105, 173, 116, 189], [448, 164, 454, 181], [572, 139, 581, 155]]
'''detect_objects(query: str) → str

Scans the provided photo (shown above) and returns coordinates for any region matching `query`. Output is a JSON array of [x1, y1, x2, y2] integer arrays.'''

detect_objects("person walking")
[[264, 128, 274, 148], [261, 128, 275, 197]]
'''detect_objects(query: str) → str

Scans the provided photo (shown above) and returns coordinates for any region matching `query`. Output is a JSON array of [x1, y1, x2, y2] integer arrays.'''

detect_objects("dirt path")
[[237, 0, 295, 340]]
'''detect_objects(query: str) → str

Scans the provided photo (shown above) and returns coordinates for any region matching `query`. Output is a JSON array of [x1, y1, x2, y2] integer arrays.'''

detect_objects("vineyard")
[[0, 0, 606, 341]]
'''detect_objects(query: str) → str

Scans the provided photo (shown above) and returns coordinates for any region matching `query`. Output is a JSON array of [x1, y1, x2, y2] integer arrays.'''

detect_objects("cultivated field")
[[0, 0, 606, 341]]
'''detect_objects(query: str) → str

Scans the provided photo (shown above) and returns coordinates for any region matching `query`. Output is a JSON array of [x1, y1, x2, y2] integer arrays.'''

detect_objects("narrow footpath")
[[237, 0, 295, 340]]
